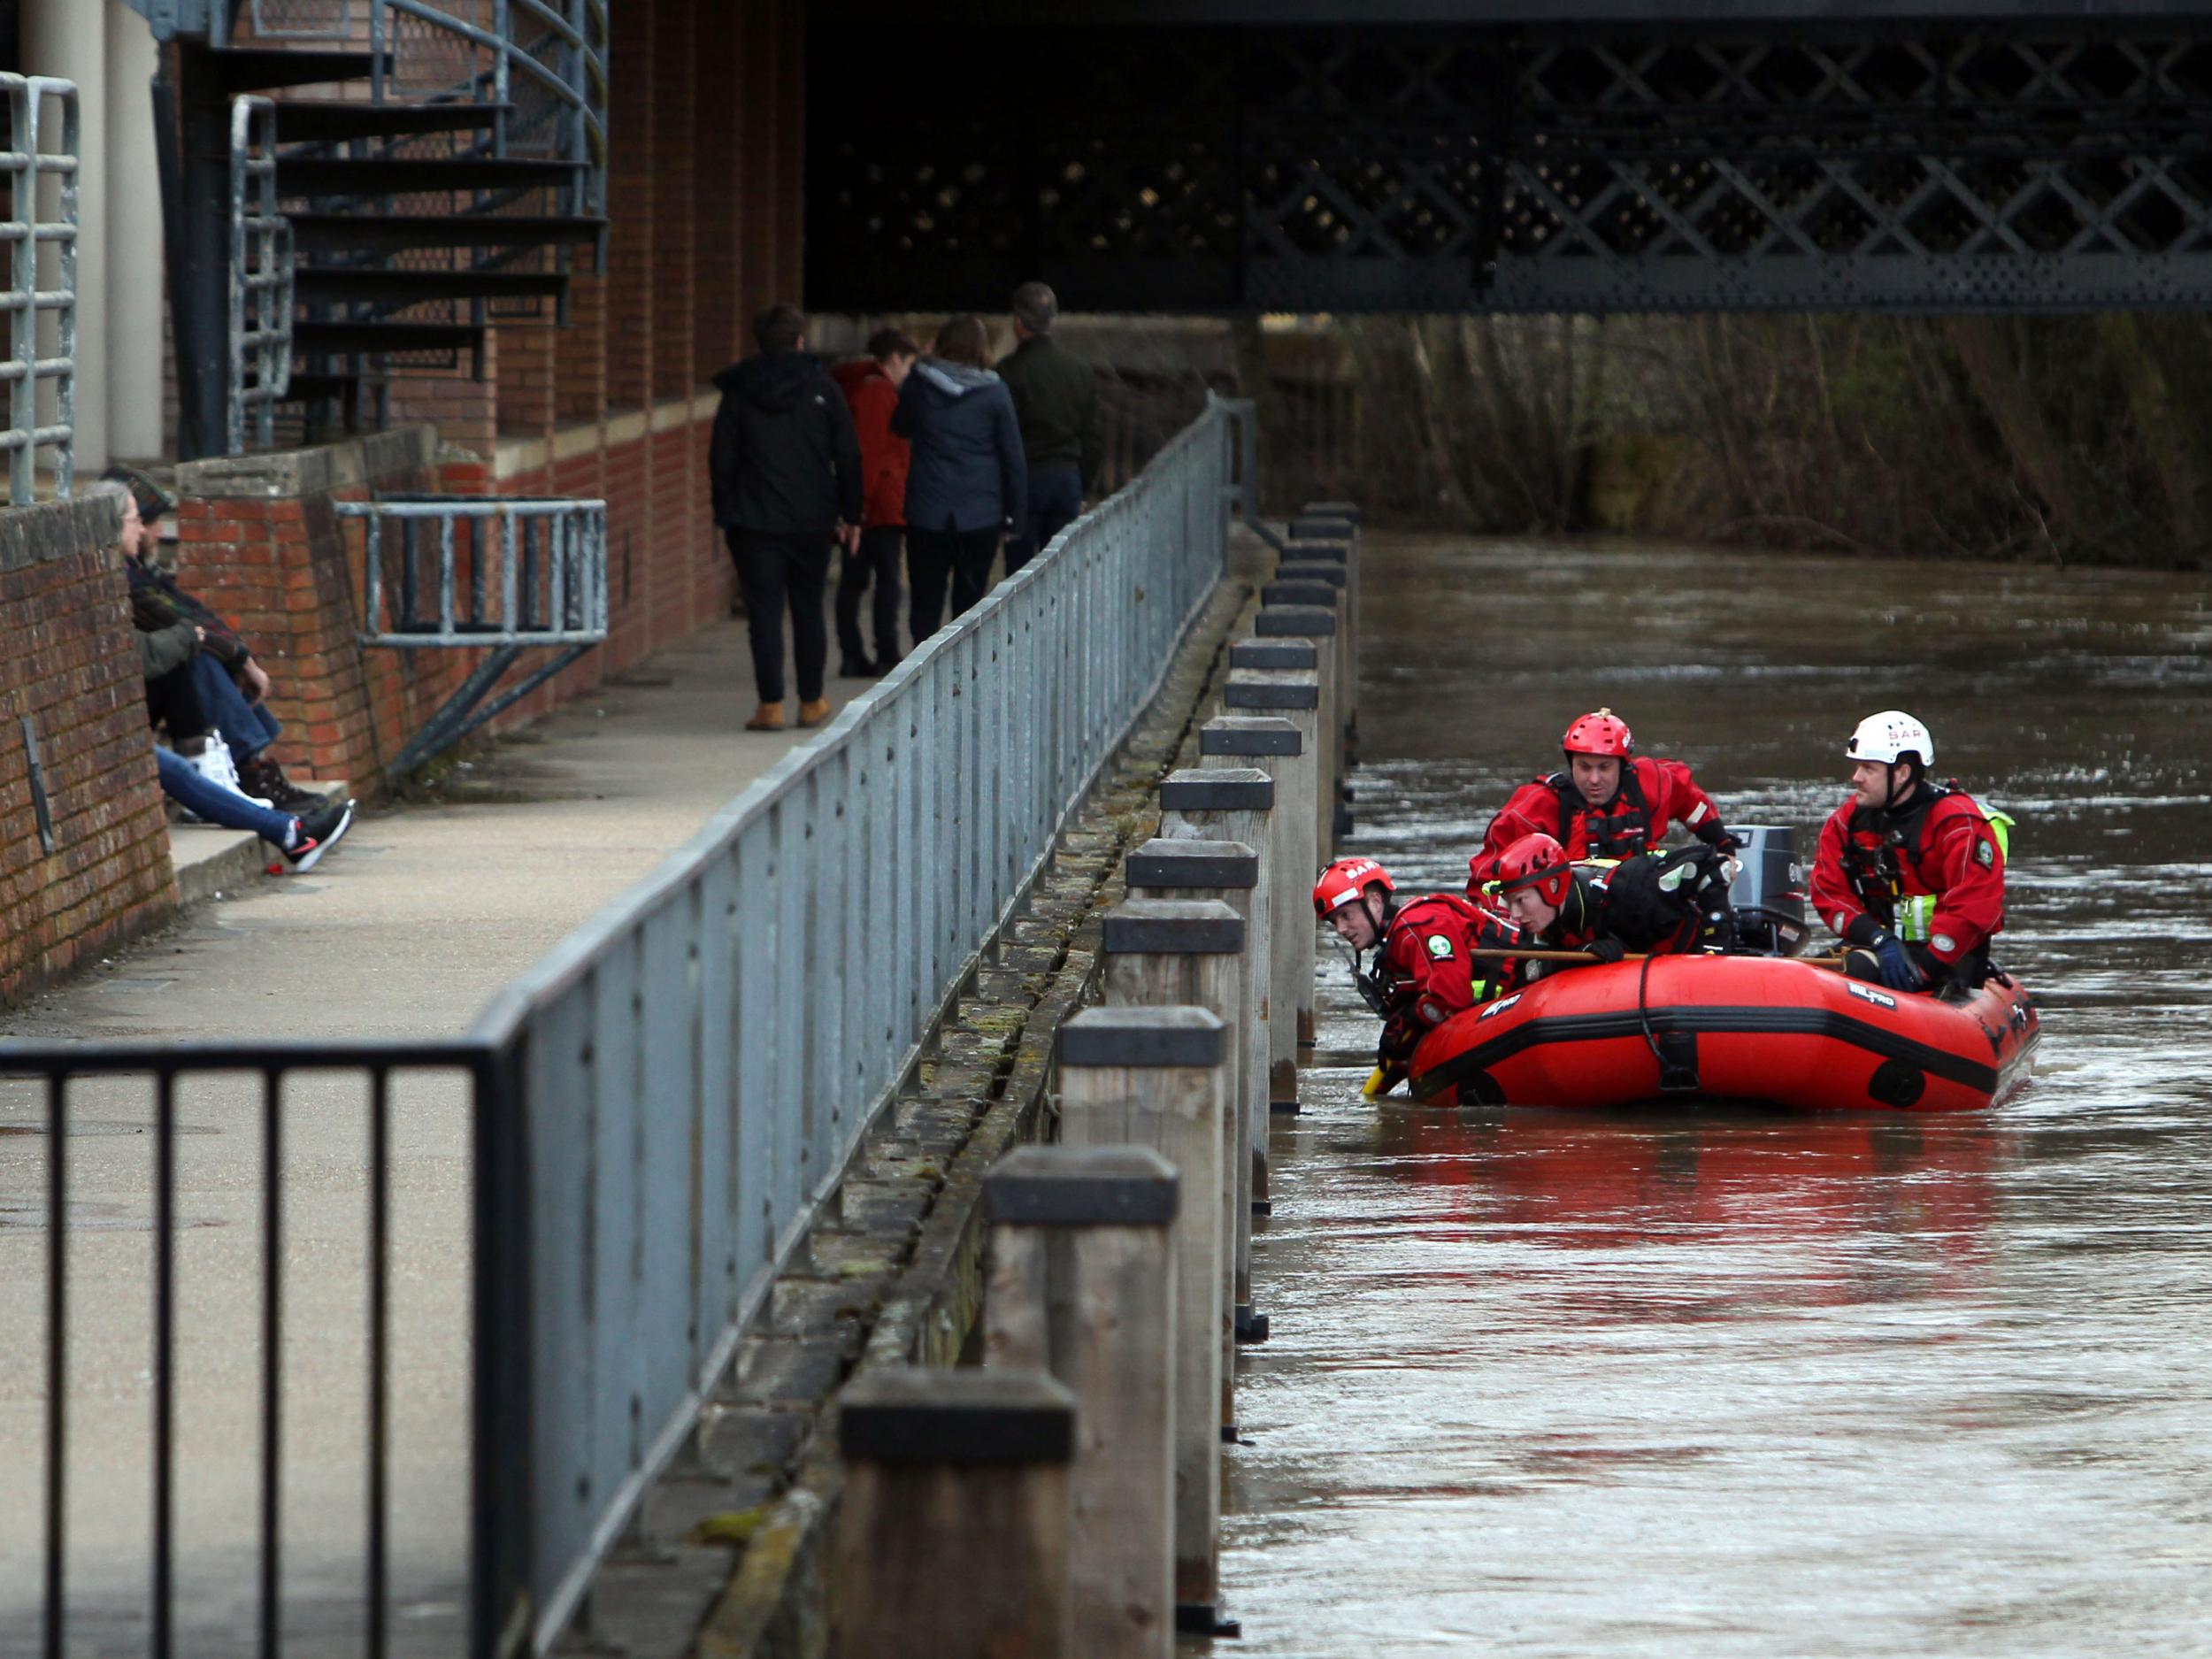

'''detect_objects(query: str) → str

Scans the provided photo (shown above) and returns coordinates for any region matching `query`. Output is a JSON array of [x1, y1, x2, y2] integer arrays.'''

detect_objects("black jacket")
[[995, 334, 1100, 480], [891, 360, 1027, 535], [709, 350, 864, 535]]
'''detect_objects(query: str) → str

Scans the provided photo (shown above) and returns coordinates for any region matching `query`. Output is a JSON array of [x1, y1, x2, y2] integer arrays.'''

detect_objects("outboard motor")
[[1728, 825, 1809, 956]]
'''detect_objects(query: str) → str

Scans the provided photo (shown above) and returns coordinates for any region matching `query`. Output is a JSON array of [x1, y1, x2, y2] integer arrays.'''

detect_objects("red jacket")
[[1809, 783, 2006, 966], [1469, 756, 1725, 887], [832, 358, 910, 528], [1373, 894, 1522, 1065]]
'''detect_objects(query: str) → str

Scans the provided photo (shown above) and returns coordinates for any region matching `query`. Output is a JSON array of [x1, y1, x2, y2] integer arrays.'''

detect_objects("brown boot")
[[745, 703, 786, 732], [796, 697, 833, 729]]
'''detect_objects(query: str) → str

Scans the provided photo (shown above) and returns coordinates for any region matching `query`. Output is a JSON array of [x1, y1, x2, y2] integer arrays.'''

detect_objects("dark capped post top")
[[1280, 538, 1349, 563], [1272, 561, 1346, 587], [1060, 1003, 1227, 1069], [1254, 603, 1337, 638], [1225, 671, 1321, 712], [1100, 897, 1246, 956], [984, 1144, 1179, 1228], [1290, 514, 1357, 540], [1199, 714, 1302, 757], [1162, 766, 1275, 811], [839, 1366, 1077, 1465], [1231, 639, 1319, 672], [1301, 500, 1363, 525], [1126, 836, 1259, 890], [1261, 580, 1339, 609]]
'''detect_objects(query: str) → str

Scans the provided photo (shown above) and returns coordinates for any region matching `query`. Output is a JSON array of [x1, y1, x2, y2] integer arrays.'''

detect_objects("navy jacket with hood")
[[709, 349, 863, 535], [891, 359, 1027, 535]]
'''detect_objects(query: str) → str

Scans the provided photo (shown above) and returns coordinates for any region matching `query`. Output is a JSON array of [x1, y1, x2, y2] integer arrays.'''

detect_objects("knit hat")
[[100, 464, 175, 527]]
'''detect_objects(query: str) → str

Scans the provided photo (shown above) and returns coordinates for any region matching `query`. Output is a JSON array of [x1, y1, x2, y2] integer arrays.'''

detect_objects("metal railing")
[[468, 397, 1243, 1652], [0, 74, 76, 504], [12, 400, 1252, 1659], [340, 493, 609, 780], [228, 96, 293, 455]]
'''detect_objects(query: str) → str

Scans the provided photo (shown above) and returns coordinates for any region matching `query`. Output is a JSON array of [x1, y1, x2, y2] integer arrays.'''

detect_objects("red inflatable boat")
[[1407, 955, 2039, 1113]]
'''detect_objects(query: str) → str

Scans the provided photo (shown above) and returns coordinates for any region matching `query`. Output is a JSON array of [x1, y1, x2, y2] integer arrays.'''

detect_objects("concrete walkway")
[[0, 618, 879, 1656]]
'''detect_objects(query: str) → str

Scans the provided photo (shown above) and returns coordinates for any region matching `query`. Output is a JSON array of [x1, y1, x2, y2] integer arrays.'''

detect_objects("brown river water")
[[1222, 535, 2212, 1655]]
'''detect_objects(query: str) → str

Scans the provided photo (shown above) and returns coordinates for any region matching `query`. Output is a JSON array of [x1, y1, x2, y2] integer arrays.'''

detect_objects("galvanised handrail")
[[228, 96, 293, 454], [468, 397, 1251, 1654], [0, 74, 77, 504]]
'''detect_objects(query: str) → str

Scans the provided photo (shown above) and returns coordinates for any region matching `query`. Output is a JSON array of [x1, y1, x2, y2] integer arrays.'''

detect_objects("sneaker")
[[237, 755, 325, 813], [277, 799, 355, 873], [189, 728, 243, 793]]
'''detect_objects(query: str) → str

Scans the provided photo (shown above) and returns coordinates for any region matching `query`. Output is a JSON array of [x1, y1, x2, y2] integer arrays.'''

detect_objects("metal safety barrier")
[[9, 398, 1252, 1659], [0, 74, 76, 504], [340, 492, 609, 780], [228, 96, 292, 456]]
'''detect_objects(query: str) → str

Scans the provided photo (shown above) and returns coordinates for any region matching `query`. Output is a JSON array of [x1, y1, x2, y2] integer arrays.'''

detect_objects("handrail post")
[[985, 1145, 1179, 1659]]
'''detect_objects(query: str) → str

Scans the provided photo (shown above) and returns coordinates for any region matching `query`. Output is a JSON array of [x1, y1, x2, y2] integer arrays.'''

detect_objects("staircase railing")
[[0, 74, 78, 504], [228, 96, 293, 454]]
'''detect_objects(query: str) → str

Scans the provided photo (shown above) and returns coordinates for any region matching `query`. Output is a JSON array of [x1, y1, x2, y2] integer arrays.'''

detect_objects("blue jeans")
[[193, 653, 281, 763], [1004, 465, 1082, 576], [155, 746, 296, 844]]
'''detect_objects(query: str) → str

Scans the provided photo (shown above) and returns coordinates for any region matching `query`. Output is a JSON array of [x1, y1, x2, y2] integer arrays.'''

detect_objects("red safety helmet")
[[1563, 707, 1634, 760], [1494, 833, 1573, 909], [1312, 856, 1395, 919]]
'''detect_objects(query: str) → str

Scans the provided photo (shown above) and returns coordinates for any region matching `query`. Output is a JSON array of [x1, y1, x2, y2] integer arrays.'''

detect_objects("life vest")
[[1839, 780, 2008, 914], [1547, 764, 1654, 861]]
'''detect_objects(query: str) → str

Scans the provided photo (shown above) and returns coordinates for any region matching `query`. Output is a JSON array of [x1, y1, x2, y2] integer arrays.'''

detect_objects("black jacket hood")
[[714, 349, 823, 413]]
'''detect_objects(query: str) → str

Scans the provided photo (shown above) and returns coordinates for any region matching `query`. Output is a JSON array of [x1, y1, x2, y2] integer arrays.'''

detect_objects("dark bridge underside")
[[805, 12, 2212, 314]]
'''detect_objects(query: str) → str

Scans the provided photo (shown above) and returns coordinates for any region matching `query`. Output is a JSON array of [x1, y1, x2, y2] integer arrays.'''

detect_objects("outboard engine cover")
[[1727, 825, 1809, 956]]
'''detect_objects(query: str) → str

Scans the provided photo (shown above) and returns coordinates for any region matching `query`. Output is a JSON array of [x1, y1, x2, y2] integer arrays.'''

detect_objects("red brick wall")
[[0, 499, 177, 1003]]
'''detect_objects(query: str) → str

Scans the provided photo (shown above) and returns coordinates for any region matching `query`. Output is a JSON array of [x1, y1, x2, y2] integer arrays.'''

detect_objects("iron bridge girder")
[[805, 17, 2212, 314]]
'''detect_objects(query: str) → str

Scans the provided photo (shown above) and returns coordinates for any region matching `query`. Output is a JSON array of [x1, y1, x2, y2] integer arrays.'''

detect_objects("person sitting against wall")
[[92, 479, 356, 871], [99, 467, 326, 811]]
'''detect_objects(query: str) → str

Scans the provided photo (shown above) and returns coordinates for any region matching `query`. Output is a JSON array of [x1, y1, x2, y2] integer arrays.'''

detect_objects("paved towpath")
[[0, 618, 876, 1656]]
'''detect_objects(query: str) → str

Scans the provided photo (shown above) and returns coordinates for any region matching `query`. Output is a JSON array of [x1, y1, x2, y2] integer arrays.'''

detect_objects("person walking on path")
[[996, 280, 1099, 575], [710, 303, 864, 733], [892, 314, 1026, 638], [831, 327, 919, 677]]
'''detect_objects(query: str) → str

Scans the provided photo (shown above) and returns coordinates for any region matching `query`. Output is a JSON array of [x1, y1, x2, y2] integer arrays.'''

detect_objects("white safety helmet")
[[1846, 710, 1934, 768]]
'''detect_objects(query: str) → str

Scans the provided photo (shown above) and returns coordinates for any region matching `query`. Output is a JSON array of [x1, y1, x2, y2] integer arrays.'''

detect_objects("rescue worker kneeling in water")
[[1493, 832, 1740, 980], [1313, 856, 1519, 1094], [1468, 707, 1739, 888], [1809, 710, 2008, 995]]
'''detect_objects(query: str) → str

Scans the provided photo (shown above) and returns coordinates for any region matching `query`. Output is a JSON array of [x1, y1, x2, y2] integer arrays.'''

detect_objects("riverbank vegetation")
[[1258, 314, 2212, 568]]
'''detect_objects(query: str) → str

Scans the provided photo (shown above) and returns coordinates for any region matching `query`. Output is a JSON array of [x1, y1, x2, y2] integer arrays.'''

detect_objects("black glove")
[[1696, 818, 1741, 855], [1584, 936, 1628, 965], [1870, 931, 1927, 992]]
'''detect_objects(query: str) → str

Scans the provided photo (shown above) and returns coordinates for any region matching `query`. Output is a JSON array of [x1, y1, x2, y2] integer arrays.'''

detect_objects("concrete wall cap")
[[1231, 640, 1319, 671], [985, 1145, 1179, 1227], [1126, 837, 1259, 890], [1162, 767, 1274, 810], [1100, 898, 1245, 955], [839, 1368, 1076, 1465], [1255, 604, 1338, 638], [1200, 715, 1302, 756], [0, 495, 124, 575], [1060, 1004, 1227, 1068]]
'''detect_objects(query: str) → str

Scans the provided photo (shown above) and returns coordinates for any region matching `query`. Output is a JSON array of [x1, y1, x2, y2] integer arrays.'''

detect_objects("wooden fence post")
[[1222, 672, 1325, 1047], [1158, 766, 1278, 1212], [1230, 634, 1333, 849], [985, 1144, 1179, 1659], [833, 1367, 1078, 1659], [1290, 511, 1361, 759], [1198, 715, 1311, 1106], [1056, 1004, 1237, 1638], [1125, 839, 1266, 1345], [1253, 602, 1350, 842]]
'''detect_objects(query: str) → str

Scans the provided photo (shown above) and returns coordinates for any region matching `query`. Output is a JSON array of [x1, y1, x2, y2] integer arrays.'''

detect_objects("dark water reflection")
[[1223, 536, 2212, 1656]]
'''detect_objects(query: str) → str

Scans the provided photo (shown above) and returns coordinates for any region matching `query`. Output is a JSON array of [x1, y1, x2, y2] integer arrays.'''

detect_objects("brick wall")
[[0, 497, 178, 1003]]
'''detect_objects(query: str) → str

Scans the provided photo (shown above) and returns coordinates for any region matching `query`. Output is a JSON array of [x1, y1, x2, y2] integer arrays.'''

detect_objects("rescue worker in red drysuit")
[[1468, 708, 1737, 891], [1809, 710, 2007, 995], [1493, 833, 1738, 982], [1313, 856, 1521, 1092]]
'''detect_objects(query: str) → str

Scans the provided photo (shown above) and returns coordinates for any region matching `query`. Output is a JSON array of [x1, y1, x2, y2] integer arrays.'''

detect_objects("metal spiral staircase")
[[127, 0, 609, 457]]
